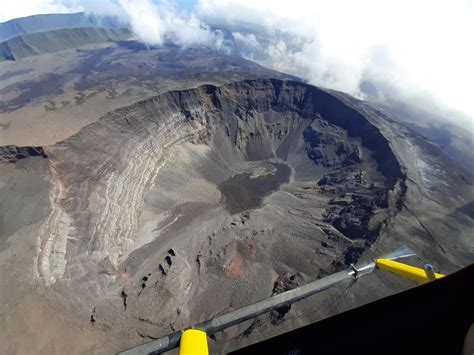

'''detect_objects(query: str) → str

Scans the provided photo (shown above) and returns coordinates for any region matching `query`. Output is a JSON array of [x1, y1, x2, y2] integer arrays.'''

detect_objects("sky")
[[1, 0, 473, 127]]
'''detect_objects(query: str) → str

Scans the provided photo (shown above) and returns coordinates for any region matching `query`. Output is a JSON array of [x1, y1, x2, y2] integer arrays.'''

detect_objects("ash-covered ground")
[[1, 78, 472, 354]]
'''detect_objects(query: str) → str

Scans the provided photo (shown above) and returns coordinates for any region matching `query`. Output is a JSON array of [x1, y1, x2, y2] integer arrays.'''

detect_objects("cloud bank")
[[198, 0, 474, 125], [1, 0, 473, 128], [114, 0, 217, 46], [0, 0, 82, 22]]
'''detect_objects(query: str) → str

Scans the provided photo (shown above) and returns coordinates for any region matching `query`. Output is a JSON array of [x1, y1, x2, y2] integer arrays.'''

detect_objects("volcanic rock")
[[0, 78, 472, 353]]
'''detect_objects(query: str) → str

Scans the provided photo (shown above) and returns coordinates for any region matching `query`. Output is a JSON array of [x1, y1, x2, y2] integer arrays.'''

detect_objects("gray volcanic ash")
[[1, 79, 471, 353]]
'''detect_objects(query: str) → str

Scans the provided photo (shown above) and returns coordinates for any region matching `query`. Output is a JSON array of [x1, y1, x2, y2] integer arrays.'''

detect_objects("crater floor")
[[218, 161, 291, 214]]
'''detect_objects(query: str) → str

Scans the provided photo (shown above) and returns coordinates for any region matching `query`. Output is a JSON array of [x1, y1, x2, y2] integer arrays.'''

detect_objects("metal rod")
[[196, 270, 353, 334], [119, 246, 416, 355], [119, 270, 354, 355]]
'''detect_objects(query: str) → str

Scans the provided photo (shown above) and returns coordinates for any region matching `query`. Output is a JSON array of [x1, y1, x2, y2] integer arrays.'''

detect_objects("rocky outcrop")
[[0, 145, 47, 163]]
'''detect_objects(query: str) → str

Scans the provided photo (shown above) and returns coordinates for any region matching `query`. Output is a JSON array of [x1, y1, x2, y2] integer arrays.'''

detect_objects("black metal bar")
[[119, 270, 354, 355]]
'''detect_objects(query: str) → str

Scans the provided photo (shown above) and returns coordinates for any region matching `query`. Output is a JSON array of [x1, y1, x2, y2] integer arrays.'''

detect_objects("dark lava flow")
[[219, 162, 291, 214]]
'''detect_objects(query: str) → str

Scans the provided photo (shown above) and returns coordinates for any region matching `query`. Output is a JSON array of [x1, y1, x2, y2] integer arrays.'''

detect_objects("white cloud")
[[232, 32, 259, 48], [115, 0, 217, 46], [198, 0, 474, 124], [0, 0, 81, 22]]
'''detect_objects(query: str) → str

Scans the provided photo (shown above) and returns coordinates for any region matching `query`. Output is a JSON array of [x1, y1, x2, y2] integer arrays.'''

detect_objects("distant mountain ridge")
[[0, 27, 132, 61], [0, 12, 126, 42]]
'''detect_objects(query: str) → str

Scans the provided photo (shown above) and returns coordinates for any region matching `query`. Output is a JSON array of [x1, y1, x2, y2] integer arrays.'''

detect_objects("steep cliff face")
[[0, 12, 124, 42], [0, 27, 132, 61], [0, 79, 472, 353]]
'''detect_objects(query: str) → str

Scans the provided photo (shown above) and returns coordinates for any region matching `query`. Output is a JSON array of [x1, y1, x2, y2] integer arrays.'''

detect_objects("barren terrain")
[[1, 78, 472, 354]]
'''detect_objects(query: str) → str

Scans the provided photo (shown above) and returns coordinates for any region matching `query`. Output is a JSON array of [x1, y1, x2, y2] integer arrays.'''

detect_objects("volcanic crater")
[[1, 78, 408, 347]]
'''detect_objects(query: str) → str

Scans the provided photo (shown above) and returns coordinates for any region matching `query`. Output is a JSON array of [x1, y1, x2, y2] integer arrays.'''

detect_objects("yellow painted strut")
[[376, 258, 445, 284], [177, 259, 443, 355], [119, 247, 444, 355], [179, 329, 209, 355]]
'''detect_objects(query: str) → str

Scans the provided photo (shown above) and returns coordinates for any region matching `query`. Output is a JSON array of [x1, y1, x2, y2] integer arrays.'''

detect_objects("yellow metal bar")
[[179, 329, 209, 355], [376, 259, 445, 284]]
